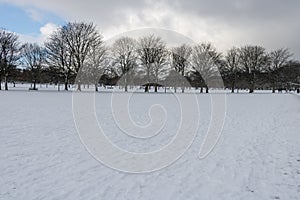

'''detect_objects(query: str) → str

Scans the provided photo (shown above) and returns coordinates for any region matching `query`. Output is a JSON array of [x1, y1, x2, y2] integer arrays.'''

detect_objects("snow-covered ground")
[[0, 89, 300, 200]]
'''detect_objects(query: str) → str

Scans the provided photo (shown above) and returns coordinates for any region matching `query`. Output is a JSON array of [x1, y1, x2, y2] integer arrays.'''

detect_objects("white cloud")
[[19, 23, 58, 44], [40, 23, 58, 40]]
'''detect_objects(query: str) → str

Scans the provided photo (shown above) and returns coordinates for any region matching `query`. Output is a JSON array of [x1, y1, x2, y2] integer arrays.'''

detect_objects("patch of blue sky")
[[0, 3, 65, 35]]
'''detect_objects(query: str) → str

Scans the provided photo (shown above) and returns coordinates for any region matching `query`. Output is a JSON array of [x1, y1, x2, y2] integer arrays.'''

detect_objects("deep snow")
[[0, 90, 299, 200]]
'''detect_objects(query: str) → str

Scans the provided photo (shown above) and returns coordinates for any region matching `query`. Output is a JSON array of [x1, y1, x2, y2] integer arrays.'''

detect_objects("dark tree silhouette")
[[192, 43, 222, 93], [171, 44, 192, 93], [62, 22, 102, 91], [86, 35, 107, 92], [45, 28, 74, 90], [222, 47, 242, 93], [21, 43, 46, 90], [268, 48, 292, 93], [0, 29, 20, 90], [239, 45, 269, 93], [111, 36, 137, 92], [137, 35, 168, 92]]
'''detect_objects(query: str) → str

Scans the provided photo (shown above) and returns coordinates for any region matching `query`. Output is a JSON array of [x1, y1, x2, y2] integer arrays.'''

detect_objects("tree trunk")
[[154, 77, 158, 92], [4, 76, 8, 90], [95, 83, 98, 92], [145, 85, 149, 92], [0, 79, 2, 90], [271, 73, 276, 93], [64, 82, 68, 91], [174, 87, 177, 93], [249, 72, 255, 93], [33, 80, 36, 90], [231, 73, 236, 93], [64, 75, 68, 91], [145, 68, 149, 93], [181, 71, 185, 93], [249, 88, 254, 93], [124, 74, 128, 92], [205, 86, 209, 93], [272, 83, 276, 93], [200, 87, 203, 93], [231, 80, 235, 93], [78, 83, 81, 91]]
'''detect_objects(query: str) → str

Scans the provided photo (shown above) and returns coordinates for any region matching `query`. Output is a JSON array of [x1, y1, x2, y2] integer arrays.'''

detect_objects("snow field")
[[0, 91, 299, 199]]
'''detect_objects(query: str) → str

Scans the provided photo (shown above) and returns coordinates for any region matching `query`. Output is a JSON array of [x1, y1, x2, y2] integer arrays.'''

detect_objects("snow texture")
[[0, 87, 300, 200]]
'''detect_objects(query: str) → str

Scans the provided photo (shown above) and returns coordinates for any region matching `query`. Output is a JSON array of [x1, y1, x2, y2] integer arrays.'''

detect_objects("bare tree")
[[0, 29, 20, 90], [268, 48, 292, 93], [86, 35, 107, 92], [223, 47, 241, 93], [21, 43, 46, 90], [239, 45, 269, 93], [45, 29, 74, 91], [171, 44, 192, 92], [137, 35, 167, 92], [62, 22, 101, 91], [111, 36, 137, 92], [151, 44, 169, 92], [192, 43, 222, 93]]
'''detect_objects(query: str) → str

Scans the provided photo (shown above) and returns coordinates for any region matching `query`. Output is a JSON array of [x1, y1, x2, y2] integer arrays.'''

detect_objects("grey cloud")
[[2, 0, 300, 59]]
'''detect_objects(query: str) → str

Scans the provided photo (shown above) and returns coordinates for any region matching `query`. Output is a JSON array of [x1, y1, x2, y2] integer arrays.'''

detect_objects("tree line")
[[1, 21, 300, 93]]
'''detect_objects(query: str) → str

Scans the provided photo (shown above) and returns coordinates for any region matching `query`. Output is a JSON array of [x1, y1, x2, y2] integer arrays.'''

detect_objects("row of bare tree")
[[1, 22, 299, 93]]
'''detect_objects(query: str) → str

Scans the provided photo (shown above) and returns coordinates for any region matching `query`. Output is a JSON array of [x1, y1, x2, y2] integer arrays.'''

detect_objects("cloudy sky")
[[0, 0, 300, 59]]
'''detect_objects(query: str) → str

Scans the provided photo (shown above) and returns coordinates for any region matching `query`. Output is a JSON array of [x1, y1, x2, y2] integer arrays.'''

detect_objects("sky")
[[0, 0, 300, 59]]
